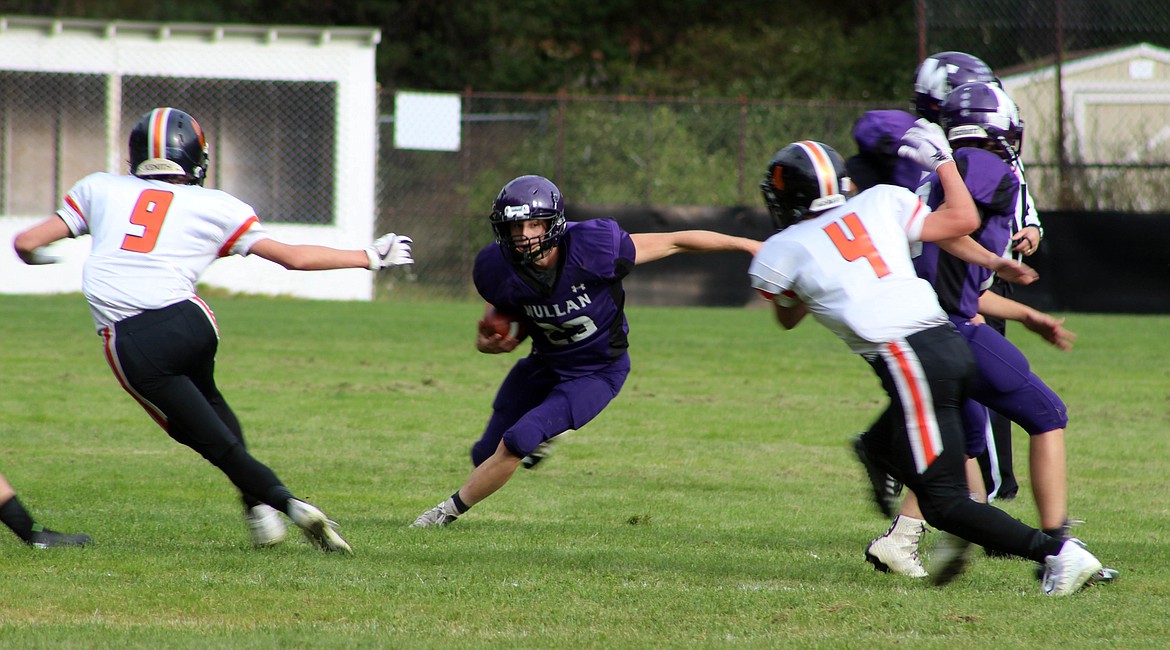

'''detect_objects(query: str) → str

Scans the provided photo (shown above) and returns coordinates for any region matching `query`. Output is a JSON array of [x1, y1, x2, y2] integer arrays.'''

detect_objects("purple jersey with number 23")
[[473, 218, 636, 379]]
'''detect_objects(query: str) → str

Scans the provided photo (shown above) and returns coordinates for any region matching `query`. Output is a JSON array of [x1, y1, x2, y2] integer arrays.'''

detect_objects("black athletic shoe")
[[521, 441, 555, 470], [28, 529, 91, 549], [851, 434, 902, 518]]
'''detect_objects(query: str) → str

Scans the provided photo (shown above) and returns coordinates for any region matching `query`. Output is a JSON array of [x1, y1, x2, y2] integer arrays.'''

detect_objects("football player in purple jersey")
[[411, 175, 761, 528], [918, 53, 1038, 509], [863, 83, 1116, 585], [848, 53, 1037, 521]]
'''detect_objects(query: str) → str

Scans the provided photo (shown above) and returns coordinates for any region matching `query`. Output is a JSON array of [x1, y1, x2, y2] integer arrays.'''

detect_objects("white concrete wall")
[[0, 17, 381, 300]]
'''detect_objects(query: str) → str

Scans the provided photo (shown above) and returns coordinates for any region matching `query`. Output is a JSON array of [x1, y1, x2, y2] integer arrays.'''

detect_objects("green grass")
[[1, 293, 1167, 648]]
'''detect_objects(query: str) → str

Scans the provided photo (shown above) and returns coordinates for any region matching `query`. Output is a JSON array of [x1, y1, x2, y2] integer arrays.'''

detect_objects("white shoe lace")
[[411, 501, 458, 527]]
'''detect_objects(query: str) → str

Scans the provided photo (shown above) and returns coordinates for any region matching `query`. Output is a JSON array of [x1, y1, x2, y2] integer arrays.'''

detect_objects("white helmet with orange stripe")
[[760, 140, 852, 230], [128, 107, 210, 186]]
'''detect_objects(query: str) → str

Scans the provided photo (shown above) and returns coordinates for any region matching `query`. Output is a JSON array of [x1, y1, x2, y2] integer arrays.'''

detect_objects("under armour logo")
[[571, 284, 586, 293]]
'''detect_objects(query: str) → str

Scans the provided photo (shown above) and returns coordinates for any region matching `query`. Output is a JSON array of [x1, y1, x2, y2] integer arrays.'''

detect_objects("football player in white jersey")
[[747, 129, 1104, 596], [14, 107, 414, 554]]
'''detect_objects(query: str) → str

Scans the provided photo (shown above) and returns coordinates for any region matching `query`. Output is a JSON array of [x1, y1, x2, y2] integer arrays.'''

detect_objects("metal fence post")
[[737, 94, 748, 205], [556, 88, 566, 184]]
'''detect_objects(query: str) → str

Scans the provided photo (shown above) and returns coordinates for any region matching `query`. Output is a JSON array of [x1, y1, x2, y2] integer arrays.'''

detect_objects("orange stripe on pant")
[[884, 339, 941, 473]]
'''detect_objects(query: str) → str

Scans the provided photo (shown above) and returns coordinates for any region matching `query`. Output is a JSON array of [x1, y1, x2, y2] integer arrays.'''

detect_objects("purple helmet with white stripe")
[[489, 175, 567, 264], [913, 51, 998, 123], [941, 81, 1025, 160]]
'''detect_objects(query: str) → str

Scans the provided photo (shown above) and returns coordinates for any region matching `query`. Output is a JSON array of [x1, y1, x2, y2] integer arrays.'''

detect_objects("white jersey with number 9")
[[56, 172, 270, 331]]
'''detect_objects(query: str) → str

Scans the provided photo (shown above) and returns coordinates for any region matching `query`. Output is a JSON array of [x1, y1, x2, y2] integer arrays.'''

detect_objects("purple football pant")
[[950, 315, 1068, 439], [471, 354, 630, 466], [961, 398, 990, 458]]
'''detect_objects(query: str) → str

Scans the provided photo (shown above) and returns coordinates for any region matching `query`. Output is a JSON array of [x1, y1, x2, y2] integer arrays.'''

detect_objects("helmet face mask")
[[941, 82, 1025, 161], [489, 175, 566, 264], [128, 108, 209, 186], [760, 141, 851, 231], [913, 51, 998, 123]]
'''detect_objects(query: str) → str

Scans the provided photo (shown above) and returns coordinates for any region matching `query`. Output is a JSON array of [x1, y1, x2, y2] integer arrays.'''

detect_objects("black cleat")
[[521, 440, 555, 470], [851, 434, 902, 518], [28, 528, 91, 549]]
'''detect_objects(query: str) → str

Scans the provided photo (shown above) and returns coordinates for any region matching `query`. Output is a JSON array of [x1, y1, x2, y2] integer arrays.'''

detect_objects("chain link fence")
[[377, 91, 893, 300], [1, 72, 337, 225], [4, 9, 1167, 302], [379, 2, 1170, 299], [923, 0, 1170, 212]]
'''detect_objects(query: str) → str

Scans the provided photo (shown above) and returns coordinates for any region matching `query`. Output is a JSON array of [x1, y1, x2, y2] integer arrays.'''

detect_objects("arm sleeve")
[[1022, 188, 1043, 234], [56, 178, 93, 237], [875, 184, 933, 243], [613, 229, 636, 280], [227, 218, 269, 256], [748, 239, 799, 298]]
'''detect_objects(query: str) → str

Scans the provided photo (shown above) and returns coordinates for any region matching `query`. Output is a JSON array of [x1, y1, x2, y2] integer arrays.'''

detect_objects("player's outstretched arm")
[[250, 239, 369, 270], [932, 236, 1038, 285], [979, 290, 1075, 350], [13, 216, 71, 265], [250, 233, 413, 271], [630, 231, 762, 265]]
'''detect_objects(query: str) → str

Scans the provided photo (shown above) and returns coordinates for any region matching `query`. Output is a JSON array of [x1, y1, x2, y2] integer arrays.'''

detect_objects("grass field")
[[1, 293, 1167, 648]]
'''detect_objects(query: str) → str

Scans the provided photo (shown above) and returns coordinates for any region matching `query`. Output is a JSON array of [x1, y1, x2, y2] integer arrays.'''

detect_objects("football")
[[480, 306, 527, 340]]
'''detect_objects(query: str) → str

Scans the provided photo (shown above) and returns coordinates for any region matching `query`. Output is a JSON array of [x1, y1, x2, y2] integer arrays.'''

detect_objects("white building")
[[0, 15, 382, 299], [1001, 42, 1170, 212]]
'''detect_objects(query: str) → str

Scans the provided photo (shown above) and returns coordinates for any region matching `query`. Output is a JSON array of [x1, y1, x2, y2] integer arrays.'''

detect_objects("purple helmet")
[[913, 51, 997, 123], [940, 81, 1025, 160], [489, 175, 566, 264]]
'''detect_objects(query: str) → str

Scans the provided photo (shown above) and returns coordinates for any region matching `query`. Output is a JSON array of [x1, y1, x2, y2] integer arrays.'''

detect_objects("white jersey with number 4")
[[55, 172, 270, 331], [749, 184, 949, 354]]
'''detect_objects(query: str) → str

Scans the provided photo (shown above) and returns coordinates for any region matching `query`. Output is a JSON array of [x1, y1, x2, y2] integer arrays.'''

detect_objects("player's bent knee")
[[914, 488, 972, 531]]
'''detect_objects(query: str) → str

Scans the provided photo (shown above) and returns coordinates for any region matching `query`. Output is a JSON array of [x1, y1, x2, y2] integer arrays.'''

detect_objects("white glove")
[[773, 290, 801, 308], [897, 118, 954, 172], [22, 246, 61, 265], [365, 233, 414, 270]]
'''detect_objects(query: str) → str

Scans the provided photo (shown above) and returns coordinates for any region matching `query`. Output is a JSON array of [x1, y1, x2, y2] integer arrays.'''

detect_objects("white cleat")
[[245, 504, 287, 547], [410, 499, 460, 528], [865, 515, 928, 578], [287, 499, 351, 554], [1042, 539, 1103, 596]]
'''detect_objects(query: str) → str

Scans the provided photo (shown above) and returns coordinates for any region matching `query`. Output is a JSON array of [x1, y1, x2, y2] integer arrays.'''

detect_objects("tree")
[[7, 0, 916, 100]]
